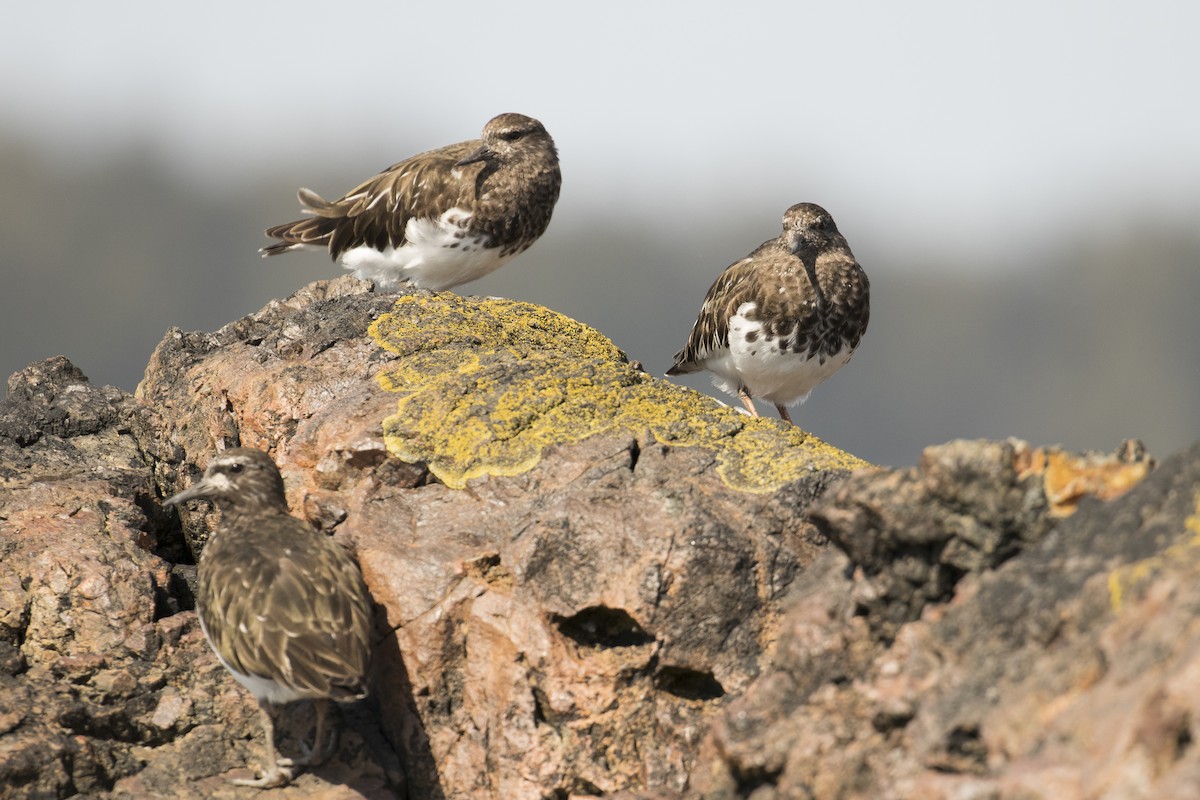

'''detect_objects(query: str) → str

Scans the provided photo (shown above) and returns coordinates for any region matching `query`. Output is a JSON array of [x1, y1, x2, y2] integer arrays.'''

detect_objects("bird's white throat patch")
[[204, 471, 234, 492]]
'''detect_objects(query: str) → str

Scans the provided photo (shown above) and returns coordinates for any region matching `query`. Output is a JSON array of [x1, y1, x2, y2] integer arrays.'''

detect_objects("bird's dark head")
[[455, 113, 557, 168], [164, 448, 288, 512], [780, 202, 844, 256]]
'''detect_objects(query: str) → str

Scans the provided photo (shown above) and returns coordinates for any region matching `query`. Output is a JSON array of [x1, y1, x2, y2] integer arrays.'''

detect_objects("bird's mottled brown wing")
[[198, 515, 373, 700], [667, 247, 776, 373], [263, 139, 482, 259], [804, 249, 870, 358], [669, 240, 870, 372]]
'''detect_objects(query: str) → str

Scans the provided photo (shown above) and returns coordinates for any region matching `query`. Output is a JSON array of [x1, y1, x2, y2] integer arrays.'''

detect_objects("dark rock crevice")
[[653, 666, 725, 702], [553, 606, 655, 649]]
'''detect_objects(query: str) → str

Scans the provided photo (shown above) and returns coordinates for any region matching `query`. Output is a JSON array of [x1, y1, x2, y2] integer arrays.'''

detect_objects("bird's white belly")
[[337, 208, 511, 291], [704, 303, 855, 407]]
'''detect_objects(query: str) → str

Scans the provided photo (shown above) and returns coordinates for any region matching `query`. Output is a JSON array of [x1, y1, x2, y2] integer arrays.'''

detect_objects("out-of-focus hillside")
[[1, 140, 1197, 467]]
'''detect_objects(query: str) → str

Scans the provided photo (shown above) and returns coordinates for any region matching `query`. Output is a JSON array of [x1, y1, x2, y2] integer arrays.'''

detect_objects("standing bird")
[[260, 113, 562, 292], [667, 203, 870, 423], [164, 448, 373, 788]]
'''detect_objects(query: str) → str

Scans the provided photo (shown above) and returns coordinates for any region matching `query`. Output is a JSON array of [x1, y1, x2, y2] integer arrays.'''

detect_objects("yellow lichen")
[[368, 293, 869, 492], [1108, 491, 1200, 612]]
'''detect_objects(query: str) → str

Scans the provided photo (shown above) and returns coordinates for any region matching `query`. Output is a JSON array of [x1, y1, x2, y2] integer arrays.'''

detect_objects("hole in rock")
[[153, 565, 197, 620], [552, 606, 654, 649], [136, 491, 194, 566], [1177, 724, 1194, 755], [929, 724, 989, 773], [570, 777, 603, 796], [730, 761, 783, 795], [532, 686, 550, 726], [139, 491, 198, 619], [654, 665, 726, 701]]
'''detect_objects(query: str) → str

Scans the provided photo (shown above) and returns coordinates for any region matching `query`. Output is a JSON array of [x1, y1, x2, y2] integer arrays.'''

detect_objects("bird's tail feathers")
[[259, 240, 307, 258], [297, 187, 340, 218], [665, 359, 702, 377], [261, 215, 337, 256]]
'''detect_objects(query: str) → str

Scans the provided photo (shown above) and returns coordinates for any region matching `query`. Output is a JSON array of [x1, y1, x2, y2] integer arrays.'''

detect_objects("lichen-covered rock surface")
[[366, 292, 862, 491], [1, 276, 1191, 800]]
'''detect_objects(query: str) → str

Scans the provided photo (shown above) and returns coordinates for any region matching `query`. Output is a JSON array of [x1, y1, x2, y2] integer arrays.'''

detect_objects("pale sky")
[[5, 0, 1199, 258]]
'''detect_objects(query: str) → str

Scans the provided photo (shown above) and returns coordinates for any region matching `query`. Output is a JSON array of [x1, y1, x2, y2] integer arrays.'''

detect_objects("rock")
[[133, 277, 861, 798], [680, 438, 1196, 800], [4, 278, 864, 798], [0, 357, 186, 797], [806, 438, 1154, 642], [4, 277, 1191, 799], [0, 352, 395, 798]]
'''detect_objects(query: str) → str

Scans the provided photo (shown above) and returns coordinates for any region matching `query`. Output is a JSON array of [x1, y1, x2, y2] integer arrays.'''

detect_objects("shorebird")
[[165, 448, 373, 788], [668, 203, 870, 423], [261, 113, 561, 292]]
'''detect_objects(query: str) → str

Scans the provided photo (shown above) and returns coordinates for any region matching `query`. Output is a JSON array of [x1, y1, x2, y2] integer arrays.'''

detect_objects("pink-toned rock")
[[0, 354, 394, 798], [4, 281, 1193, 800], [133, 279, 851, 797]]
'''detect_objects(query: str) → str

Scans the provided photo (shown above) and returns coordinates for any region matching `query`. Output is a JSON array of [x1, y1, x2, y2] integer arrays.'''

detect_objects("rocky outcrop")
[[0, 355, 396, 799], [2, 278, 857, 798], [1, 277, 1192, 799], [665, 438, 1195, 800], [132, 278, 865, 798]]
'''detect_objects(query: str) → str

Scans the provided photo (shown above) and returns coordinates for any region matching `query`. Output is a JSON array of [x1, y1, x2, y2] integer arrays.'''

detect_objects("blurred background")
[[2, 1, 1197, 467]]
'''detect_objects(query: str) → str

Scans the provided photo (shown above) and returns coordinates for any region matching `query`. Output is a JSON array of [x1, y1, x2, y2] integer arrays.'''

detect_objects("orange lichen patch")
[[1013, 443, 1153, 517], [368, 294, 868, 492]]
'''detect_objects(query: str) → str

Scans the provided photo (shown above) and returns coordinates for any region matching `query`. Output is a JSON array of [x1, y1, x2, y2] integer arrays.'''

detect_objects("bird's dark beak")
[[163, 478, 215, 507], [785, 231, 806, 256], [455, 146, 494, 167]]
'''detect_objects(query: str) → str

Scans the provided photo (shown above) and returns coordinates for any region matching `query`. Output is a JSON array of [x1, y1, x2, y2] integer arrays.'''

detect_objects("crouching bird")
[[260, 112, 562, 292], [165, 447, 373, 788], [667, 203, 870, 423]]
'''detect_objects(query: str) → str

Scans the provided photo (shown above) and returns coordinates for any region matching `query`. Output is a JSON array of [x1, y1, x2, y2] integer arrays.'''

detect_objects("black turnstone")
[[667, 203, 870, 423], [164, 448, 373, 788], [261, 113, 562, 292]]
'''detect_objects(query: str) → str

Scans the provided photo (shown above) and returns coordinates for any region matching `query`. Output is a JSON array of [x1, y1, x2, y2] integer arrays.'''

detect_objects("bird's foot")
[[291, 728, 339, 768], [232, 758, 296, 788]]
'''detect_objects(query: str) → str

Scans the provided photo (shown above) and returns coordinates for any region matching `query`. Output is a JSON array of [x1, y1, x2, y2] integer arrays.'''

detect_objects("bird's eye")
[[229, 463, 244, 474], [498, 130, 524, 141]]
